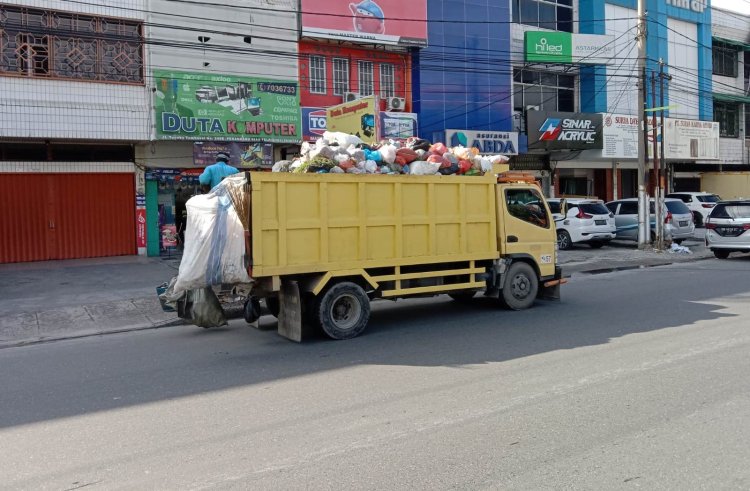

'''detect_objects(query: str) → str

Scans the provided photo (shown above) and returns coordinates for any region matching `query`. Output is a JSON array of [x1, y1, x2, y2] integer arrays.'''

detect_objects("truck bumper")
[[539, 266, 565, 300]]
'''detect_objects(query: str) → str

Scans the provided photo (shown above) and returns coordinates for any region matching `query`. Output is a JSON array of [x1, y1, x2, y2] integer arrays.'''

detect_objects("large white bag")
[[173, 180, 251, 293]]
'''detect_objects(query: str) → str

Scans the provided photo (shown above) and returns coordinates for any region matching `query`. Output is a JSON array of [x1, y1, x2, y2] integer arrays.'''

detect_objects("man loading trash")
[[199, 152, 238, 191]]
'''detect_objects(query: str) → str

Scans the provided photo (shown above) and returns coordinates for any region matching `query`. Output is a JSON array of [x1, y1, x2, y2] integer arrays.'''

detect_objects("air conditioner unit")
[[344, 92, 361, 102], [512, 110, 523, 133], [386, 96, 406, 111]]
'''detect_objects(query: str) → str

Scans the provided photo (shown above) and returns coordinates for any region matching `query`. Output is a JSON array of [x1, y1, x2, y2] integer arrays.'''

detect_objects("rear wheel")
[[557, 230, 572, 250], [713, 249, 730, 259], [693, 212, 703, 227], [315, 282, 371, 340], [499, 262, 538, 311]]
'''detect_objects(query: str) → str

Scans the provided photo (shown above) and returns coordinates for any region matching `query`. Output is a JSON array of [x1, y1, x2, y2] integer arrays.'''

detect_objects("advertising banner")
[[302, 107, 328, 141], [527, 111, 603, 151], [662, 118, 719, 160], [135, 208, 146, 249], [602, 114, 640, 159], [326, 96, 378, 144], [380, 112, 418, 139], [193, 141, 273, 169], [525, 31, 614, 64], [301, 0, 427, 47], [154, 70, 300, 142], [445, 130, 519, 155]]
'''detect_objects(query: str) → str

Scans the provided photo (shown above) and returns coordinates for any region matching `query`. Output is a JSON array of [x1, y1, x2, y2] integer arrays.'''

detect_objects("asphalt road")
[[2, 256, 750, 490]]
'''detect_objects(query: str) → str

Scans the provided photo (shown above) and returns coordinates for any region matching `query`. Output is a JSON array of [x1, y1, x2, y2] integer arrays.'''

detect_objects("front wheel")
[[499, 262, 539, 311], [557, 230, 572, 251], [713, 249, 730, 259], [315, 282, 371, 340]]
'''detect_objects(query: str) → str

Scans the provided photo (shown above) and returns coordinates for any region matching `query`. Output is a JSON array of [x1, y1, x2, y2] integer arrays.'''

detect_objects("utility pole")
[[659, 60, 672, 194], [636, 0, 650, 248], [651, 72, 663, 250]]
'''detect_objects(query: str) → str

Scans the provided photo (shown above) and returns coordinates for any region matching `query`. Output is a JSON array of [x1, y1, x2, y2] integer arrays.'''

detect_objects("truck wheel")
[[265, 296, 280, 318], [243, 296, 261, 323], [557, 230, 572, 250], [315, 282, 370, 340], [499, 262, 538, 311], [449, 292, 476, 303]]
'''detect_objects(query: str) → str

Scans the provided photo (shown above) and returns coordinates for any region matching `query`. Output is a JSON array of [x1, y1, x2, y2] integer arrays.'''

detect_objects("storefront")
[[141, 69, 302, 257]]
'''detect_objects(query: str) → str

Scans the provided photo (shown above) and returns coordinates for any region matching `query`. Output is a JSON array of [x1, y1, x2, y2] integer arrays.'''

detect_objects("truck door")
[[499, 186, 557, 278]]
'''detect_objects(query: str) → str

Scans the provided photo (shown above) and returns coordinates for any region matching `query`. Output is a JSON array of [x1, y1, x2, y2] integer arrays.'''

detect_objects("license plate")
[[595, 220, 606, 225], [679, 221, 689, 227]]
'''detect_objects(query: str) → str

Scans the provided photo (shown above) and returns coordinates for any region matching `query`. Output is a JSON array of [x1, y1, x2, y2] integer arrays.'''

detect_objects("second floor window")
[[380, 63, 395, 98], [358, 60, 374, 96], [513, 69, 575, 113], [309, 55, 326, 94], [714, 101, 739, 138], [332, 58, 349, 96], [0, 4, 143, 83], [511, 0, 573, 32], [712, 43, 738, 78]]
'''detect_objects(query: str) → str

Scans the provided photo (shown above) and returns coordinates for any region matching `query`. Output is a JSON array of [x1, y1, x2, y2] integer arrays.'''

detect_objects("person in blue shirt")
[[199, 152, 239, 190]]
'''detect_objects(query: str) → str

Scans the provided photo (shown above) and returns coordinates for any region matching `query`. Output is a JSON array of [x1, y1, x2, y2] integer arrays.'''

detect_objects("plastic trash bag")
[[379, 144, 397, 164], [179, 287, 228, 328], [410, 161, 441, 175], [323, 131, 363, 148], [174, 176, 251, 293]]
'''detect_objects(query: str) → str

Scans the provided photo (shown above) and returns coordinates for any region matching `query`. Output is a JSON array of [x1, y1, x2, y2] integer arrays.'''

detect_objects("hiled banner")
[[303, 107, 418, 141], [301, 0, 427, 47], [326, 96, 379, 144], [527, 111, 603, 151]]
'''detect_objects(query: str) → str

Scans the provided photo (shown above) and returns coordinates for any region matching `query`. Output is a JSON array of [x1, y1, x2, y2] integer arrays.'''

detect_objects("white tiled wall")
[[719, 137, 745, 166], [606, 4, 638, 116], [0, 161, 135, 173], [667, 18, 700, 120], [0, 0, 150, 141]]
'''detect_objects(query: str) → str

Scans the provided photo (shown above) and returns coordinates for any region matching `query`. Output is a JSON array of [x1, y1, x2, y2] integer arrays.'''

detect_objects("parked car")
[[605, 198, 694, 243], [705, 200, 750, 259], [548, 198, 616, 250], [666, 192, 721, 227]]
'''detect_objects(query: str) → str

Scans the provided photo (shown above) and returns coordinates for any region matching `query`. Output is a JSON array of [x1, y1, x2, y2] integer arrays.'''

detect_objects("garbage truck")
[[208, 164, 564, 341]]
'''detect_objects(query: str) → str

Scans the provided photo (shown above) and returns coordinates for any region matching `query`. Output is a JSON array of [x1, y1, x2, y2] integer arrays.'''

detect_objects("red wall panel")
[[0, 173, 135, 263]]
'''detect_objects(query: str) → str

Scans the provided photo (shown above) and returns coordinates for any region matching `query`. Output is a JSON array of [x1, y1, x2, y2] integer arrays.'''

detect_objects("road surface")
[[1, 256, 749, 489]]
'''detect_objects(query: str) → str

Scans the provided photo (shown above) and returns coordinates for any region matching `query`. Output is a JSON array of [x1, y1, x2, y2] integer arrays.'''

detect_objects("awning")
[[713, 93, 750, 104], [712, 36, 750, 51]]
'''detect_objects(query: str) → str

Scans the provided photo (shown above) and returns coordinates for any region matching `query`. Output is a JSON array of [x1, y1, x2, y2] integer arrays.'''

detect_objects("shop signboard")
[[527, 111, 603, 151], [662, 118, 719, 160], [326, 96, 379, 144], [524, 31, 614, 64], [136, 208, 147, 249], [445, 129, 519, 155], [380, 112, 418, 139], [302, 107, 328, 141], [193, 141, 273, 169], [161, 225, 178, 248], [602, 113, 640, 159], [154, 70, 300, 143], [301, 0, 427, 47]]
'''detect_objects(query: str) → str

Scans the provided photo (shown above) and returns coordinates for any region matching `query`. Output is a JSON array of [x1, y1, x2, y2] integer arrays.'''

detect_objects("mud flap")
[[278, 280, 303, 342], [539, 266, 564, 301]]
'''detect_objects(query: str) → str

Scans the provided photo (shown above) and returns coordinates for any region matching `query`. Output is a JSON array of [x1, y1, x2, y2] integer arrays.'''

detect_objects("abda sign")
[[445, 130, 519, 155]]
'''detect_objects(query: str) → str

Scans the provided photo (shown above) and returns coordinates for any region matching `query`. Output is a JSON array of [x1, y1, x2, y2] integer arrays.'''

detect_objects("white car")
[[666, 192, 721, 227], [547, 198, 616, 250]]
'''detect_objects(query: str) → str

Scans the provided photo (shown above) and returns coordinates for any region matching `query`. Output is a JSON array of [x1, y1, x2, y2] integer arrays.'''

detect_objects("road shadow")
[[1, 257, 748, 428]]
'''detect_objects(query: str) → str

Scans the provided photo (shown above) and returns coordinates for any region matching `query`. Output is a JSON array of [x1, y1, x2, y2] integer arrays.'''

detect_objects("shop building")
[[135, 0, 299, 257], [0, 0, 149, 263], [410, 1, 521, 176], [298, 0, 424, 142], [510, 0, 716, 199], [706, 6, 750, 185]]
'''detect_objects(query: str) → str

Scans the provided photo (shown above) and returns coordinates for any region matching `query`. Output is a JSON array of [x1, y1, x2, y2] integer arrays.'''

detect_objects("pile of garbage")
[[272, 131, 508, 176]]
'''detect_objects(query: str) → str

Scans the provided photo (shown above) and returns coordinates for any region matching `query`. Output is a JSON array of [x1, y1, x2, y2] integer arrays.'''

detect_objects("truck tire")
[[243, 296, 261, 323], [265, 296, 280, 318], [315, 282, 371, 340], [499, 262, 538, 310]]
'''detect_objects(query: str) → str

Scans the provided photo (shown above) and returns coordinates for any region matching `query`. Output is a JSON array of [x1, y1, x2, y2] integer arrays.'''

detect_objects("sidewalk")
[[0, 232, 712, 348], [0, 256, 182, 348]]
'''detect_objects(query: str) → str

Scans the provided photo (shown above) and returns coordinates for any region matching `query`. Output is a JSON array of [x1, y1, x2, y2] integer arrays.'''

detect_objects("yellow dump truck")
[[243, 167, 563, 341]]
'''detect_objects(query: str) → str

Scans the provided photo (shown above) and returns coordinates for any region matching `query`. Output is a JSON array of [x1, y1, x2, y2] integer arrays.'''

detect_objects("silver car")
[[705, 201, 750, 259], [605, 198, 695, 243]]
